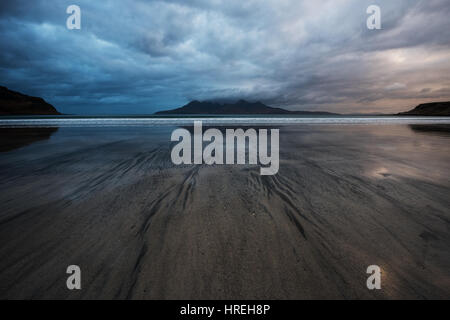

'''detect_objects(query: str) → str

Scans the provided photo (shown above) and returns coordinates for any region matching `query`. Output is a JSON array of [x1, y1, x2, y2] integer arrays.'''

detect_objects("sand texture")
[[0, 124, 449, 299]]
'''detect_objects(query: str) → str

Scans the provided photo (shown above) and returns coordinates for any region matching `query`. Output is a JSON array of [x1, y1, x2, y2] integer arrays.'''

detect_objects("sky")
[[1, 0, 450, 115]]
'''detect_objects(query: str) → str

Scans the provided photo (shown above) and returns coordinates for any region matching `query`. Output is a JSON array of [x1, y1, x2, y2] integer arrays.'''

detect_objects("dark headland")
[[0, 86, 61, 116], [398, 101, 450, 116], [155, 100, 337, 115]]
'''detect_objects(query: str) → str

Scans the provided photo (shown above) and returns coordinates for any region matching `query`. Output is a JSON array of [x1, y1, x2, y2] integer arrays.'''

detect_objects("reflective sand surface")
[[0, 124, 449, 299]]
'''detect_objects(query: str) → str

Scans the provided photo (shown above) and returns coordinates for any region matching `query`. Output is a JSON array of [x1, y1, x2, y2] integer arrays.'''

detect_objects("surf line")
[[170, 121, 279, 175]]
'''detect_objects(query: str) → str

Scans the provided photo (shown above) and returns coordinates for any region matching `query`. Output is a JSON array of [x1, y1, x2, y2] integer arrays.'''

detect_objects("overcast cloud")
[[1, 0, 449, 114]]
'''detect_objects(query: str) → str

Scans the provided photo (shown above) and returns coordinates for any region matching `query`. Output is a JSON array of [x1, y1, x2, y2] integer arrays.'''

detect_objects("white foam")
[[1, 117, 450, 127]]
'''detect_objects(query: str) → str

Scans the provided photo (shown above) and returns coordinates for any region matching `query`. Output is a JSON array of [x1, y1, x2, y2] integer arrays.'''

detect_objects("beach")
[[0, 122, 449, 299]]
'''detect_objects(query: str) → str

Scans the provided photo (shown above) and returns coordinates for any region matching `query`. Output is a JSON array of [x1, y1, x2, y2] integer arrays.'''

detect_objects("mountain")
[[0, 86, 61, 115], [155, 100, 337, 115], [398, 101, 450, 116]]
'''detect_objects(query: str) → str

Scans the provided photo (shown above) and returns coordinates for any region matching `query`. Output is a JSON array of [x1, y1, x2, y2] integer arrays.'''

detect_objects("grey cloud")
[[0, 0, 449, 114]]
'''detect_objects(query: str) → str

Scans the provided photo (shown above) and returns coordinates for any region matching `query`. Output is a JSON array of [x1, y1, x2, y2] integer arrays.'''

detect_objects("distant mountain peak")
[[155, 100, 336, 115]]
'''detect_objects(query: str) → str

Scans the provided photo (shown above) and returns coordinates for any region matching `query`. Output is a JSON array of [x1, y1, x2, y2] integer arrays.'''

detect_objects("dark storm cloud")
[[0, 0, 449, 114]]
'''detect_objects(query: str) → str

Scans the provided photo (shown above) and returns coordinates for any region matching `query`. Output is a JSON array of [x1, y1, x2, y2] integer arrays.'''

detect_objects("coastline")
[[1, 115, 450, 127]]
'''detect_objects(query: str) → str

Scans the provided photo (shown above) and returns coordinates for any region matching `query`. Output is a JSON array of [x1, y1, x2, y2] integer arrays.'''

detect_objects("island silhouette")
[[1, 86, 450, 116], [155, 100, 337, 115]]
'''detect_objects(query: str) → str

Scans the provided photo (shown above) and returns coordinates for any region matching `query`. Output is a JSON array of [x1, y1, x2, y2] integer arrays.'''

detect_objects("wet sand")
[[0, 124, 449, 299]]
